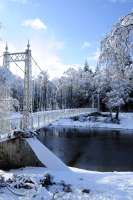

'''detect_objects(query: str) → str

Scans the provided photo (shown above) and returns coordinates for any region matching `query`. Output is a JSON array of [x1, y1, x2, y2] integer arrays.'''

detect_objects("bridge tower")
[[3, 42, 32, 129], [3, 42, 10, 68], [23, 41, 32, 129]]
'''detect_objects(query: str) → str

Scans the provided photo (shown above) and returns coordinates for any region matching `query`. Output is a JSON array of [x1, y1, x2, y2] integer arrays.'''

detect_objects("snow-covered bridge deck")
[[9, 108, 96, 131]]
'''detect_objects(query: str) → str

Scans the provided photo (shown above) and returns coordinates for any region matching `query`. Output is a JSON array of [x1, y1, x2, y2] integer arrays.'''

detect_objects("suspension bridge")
[[0, 42, 96, 171], [0, 41, 96, 135]]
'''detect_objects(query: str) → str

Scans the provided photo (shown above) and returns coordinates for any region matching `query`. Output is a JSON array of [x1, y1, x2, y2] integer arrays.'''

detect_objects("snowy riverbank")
[[1, 167, 133, 200], [50, 112, 133, 131]]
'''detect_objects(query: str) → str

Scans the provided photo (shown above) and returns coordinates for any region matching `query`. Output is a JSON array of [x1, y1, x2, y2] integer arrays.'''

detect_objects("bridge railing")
[[0, 108, 97, 136], [32, 108, 97, 129]]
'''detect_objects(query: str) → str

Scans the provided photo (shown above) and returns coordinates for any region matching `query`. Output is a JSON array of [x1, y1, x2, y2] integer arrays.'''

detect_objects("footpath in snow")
[[51, 112, 133, 131]]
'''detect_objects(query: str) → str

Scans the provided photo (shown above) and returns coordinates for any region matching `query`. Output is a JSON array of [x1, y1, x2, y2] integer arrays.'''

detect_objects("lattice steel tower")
[[3, 41, 32, 129]]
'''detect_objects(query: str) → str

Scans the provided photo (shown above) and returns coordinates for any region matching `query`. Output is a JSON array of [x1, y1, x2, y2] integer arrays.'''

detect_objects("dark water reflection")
[[38, 127, 133, 171]]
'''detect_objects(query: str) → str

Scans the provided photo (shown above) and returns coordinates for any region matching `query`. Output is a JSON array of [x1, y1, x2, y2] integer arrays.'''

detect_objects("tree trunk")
[[109, 109, 113, 120], [115, 107, 120, 120]]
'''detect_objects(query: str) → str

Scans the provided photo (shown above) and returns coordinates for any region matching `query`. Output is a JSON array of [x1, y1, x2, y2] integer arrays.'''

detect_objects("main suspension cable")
[[31, 56, 43, 73]]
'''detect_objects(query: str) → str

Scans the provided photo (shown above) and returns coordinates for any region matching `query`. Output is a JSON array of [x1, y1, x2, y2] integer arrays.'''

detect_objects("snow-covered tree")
[[98, 12, 133, 116], [104, 77, 131, 120]]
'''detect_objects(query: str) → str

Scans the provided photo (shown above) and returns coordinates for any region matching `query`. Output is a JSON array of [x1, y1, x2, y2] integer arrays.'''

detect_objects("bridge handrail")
[[0, 108, 97, 134]]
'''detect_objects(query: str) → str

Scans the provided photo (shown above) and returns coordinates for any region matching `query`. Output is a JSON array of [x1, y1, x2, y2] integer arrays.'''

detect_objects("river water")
[[38, 127, 133, 171]]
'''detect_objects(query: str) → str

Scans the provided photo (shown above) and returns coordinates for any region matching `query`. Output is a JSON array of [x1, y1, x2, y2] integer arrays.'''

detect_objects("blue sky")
[[0, 0, 133, 78]]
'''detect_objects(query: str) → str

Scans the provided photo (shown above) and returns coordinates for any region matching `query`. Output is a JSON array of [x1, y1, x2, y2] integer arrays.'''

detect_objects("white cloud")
[[30, 37, 71, 79], [48, 41, 64, 50], [82, 41, 91, 49], [87, 48, 100, 62], [22, 18, 47, 30]]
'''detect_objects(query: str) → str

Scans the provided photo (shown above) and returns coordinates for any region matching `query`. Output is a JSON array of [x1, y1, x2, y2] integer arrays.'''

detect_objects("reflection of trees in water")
[[38, 127, 133, 171]]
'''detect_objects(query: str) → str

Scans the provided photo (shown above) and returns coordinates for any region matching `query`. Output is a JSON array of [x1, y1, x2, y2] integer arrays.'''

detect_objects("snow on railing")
[[0, 108, 97, 136], [32, 108, 97, 129]]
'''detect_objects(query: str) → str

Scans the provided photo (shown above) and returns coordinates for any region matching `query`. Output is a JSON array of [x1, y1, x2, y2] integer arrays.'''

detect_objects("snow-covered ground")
[[51, 112, 133, 131], [1, 167, 133, 200]]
